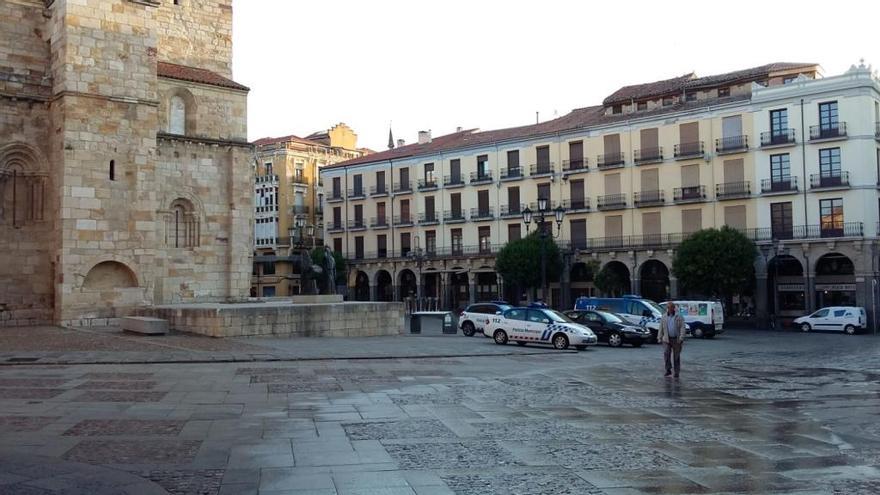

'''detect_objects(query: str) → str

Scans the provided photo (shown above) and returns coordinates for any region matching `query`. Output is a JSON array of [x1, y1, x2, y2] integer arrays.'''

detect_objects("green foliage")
[[310, 247, 347, 285], [495, 232, 562, 289], [593, 263, 630, 296], [672, 226, 756, 299]]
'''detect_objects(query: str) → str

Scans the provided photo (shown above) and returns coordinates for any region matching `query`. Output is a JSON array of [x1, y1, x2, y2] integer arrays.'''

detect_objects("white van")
[[663, 300, 724, 338], [793, 306, 866, 335]]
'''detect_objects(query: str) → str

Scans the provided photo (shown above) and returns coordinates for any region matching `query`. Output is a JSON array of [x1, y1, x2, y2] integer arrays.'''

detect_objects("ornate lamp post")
[[522, 197, 565, 304], [409, 234, 426, 304]]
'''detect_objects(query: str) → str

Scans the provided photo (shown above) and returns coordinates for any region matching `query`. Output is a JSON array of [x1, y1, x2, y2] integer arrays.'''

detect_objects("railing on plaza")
[[673, 185, 707, 202], [634, 147, 663, 164], [529, 163, 555, 176], [810, 171, 849, 189], [674, 141, 704, 159], [596, 152, 625, 170], [469, 207, 495, 220], [370, 184, 388, 196], [560, 198, 591, 211], [561, 159, 588, 172], [392, 214, 414, 226], [417, 178, 439, 190], [327, 190, 344, 201], [760, 176, 798, 193], [500, 167, 523, 180], [370, 216, 388, 228], [715, 135, 749, 153], [418, 211, 440, 225], [327, 220, 344, 232], [347, 218, 366, 230], [443, 175, 465, 187], [715, 181, 751, 199], [809, 122, 847, 140], [443, 210, 466, 223], [346, 188, 366, 199], [500, 203, 526, 216], [393, 181, 412, 193], [760, 129, 796, 147], [633, 190, 664, 207], [469, 171, 493, 184], [597, 193, 627, 210]]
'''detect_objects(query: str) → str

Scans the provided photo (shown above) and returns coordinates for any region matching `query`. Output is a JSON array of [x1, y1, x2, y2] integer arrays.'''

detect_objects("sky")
[[233, 0, 880, 151]]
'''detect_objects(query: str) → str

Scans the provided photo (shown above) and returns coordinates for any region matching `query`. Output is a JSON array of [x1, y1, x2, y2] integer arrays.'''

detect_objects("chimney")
[[397, 139, 405, 147], [456, 126, 463, 132], [418, 130, 432, 144]]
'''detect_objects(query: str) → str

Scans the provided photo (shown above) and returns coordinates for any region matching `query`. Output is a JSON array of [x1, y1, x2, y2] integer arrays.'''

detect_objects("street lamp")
[[409, 234, 426, 306], [522, 197, 565, 305]]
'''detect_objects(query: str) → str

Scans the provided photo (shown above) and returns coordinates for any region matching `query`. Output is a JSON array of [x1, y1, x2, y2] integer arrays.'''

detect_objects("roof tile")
[[157, 62, 250, 91]]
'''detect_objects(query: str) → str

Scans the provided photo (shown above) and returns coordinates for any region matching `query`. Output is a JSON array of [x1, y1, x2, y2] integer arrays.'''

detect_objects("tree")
[[310, 247, 347, 285], [495, 232, 562, 293], [672, 227, 756, 301], [593, 263, 630, 296]]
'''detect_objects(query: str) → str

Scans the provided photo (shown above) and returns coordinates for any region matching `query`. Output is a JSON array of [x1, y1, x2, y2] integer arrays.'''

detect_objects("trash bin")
[[409, 311, 456, 335]]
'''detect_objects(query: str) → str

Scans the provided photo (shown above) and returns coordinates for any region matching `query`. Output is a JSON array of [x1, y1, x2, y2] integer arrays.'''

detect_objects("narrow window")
[[109, 160, 115, 181]]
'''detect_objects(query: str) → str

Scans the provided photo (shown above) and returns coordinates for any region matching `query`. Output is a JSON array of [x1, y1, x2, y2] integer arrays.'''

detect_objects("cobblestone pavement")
[[0, 328, 879, 494]]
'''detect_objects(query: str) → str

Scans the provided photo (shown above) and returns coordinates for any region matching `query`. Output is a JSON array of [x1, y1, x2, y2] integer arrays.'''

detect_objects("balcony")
[[597, 193, 627, 211], [291, 175, 309, 186], [327, 220, 345, 232], [673, 185, 706, 203], [596, 152, 625, 170], [470, 171, 493, 184], [715, 181, 751, 200], [443, 175, 465, 188], [418, 211, 440, 225], [562, 159, 589, 174], [470, 207, 495, 221], [291, 205, 310, 215], [674, 141, 704, 160], [255, 174, 279, 184], [528, 200, 560, 211], [560, 198, 590, 212], [633, 190, 665, 208], [255, 204, 278, 214], [760, 129, 796, 147], [500, 167, 524, 181], [530, 163, 555, 177], [370, 184, 388, 197], [634, 147, 663, 165], [810, 171, 849, 190], [761, 177, 799, 194], [393, 214, 414, 226], [500, 204, 525, 217], [392, 181, 412, 194], [809, 122, 847, 141], [327, 191, 344, 203], [417, 178, 439, 191], [347, 188, 366, 200], [795, 222, 863, 239], [715, 135, 749, 154], [443, 210, 466, 223], [347, 218, 367, 231], [370, 216, 389, 228]]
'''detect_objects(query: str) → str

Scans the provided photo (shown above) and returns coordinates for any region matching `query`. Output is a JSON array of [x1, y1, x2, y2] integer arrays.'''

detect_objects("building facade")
[[0, 0, 252, 326], [321, 62, 880, 325], [251, 124, 368, 297]]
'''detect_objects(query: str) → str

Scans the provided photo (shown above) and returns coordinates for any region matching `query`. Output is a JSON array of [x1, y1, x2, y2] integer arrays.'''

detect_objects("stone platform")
[[136, 301, 405, 338]]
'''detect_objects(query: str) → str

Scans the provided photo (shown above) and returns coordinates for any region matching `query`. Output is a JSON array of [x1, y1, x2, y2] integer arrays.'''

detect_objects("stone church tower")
[[0, 0, 253, 326]]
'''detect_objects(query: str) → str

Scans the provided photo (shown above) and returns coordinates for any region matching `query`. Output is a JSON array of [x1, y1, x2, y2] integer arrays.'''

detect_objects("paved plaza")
[[0, 327, 879, 494]]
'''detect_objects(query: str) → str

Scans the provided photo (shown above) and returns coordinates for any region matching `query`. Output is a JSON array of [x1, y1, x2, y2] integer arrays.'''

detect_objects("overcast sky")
[[233, 0, 879, 151]]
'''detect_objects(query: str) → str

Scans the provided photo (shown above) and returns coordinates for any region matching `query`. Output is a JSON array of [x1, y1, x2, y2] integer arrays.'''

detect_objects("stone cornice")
[[157, 133, 253, 149]]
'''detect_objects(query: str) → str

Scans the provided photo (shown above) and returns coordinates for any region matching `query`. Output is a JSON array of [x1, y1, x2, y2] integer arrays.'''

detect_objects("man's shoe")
[[664, 372, 672, 377], [673, 374, 680, 378]]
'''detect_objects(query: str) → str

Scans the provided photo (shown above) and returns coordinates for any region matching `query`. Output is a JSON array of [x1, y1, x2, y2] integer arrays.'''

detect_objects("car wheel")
[[844, 324, 856, 335], [575, 345, 586, 351], [800, 323, 811, 332], [552, 333, 569, 350], [516, 341, 527, 346], [631, 342, 643, 348], [462, 321, 476, 337], [493, 329, 508, 345], [608, 332, 623, 348], [693, 326, 704, 338]]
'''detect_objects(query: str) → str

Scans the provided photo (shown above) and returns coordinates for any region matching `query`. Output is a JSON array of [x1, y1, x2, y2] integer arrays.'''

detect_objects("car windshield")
[[546, 310, 574, 323], [597, 311, 625, 323], [647, 301, 665, 314]]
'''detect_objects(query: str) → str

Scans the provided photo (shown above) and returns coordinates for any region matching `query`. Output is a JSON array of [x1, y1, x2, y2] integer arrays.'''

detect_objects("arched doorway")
[[475, 272, 498, 302], [639, 260, 669, 302], [423, 270, 440, 299], [398, 269, 417, 301], [597, 261, 631, 297], [570, 262, 596, 302], [814, 253, 856, 308], [83, 261, 138, 289], [375, 270, 393, 302], [354, 271, 370, 301], [767, 254, 805, 318], [450, 271, 470, 311]]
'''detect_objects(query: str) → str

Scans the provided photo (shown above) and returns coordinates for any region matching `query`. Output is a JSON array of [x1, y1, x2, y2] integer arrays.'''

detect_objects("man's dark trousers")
[[664, 341, 682, 376]]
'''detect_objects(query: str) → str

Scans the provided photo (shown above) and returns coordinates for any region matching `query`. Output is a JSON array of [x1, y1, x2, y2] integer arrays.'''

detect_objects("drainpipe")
[[800, 98, 811, 312]]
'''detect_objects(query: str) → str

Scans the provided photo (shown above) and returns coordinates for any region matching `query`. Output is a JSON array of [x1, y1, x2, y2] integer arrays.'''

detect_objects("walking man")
[[659, 302, 685, 378]]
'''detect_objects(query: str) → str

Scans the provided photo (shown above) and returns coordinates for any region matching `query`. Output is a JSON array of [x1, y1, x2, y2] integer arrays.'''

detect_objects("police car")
[[485, 306, 598, 350]]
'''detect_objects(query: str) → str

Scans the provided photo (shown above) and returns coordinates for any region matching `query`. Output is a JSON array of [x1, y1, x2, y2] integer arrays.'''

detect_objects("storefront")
[[815, 283, 857, 308]]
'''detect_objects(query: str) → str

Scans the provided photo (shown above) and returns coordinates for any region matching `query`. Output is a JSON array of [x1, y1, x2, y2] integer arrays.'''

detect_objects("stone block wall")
[[155, 0, 233, 77], [157, 79, 247, 142], [0, 0, 52, 99]]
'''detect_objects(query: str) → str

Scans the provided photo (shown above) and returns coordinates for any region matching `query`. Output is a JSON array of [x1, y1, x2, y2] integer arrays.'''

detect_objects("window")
[[332, 207, 341, 227], [399, 167, 409, 189], [477, 190, 489, 216], [354, 204, 363, 225], [770, 108, 788, 137], [570, 219, 587, 249], [294, 167, 304, 183], [167, 198, 199, 248], [770, 154, 790, 183], [819, 148, 841, 177], [169, 95, 186, 135], [424, 196, 435, 221], [536, 146, 550, 172], [718, 87, 730, 97], [662, 96, 673, 106], [451, 228, 463, 255], [537, 183, 551, 206], [354, 236, 364, 259], [261, 286, 275, 297], [332, 177, 341, 197], [400, 232, 411, 257], [505, 308, 527, 321], [833, 310, 846, 317], [636, 101, 647, 111], [109, 160, 115, 180], [819, 198, 844, 235], [819, 101, 839, 130], [507, 150, 519, 173], [568, 141, 583, 169], [507, 223, 521, 242], [352, 174, 363, 196], [333, 237, 342, 253], [425, 230, 436, 255], [424, 163, 434, 184], [507, 186, 520, 214], [612, 104, 622, 114], [450, 193, 462, 217], [376, 170, 386, 193], [377, 234, 387, 258], [528, 310, 550, 324], [685, 92, 697, 102], [263, 262, 276, 275], [477, 155, 489, 179], [450, 159, 461, 183], [376, 202, 386, 224], [399, 199, 410, 223], [783, 76, 797, 84], [478, 226, 491, 254]]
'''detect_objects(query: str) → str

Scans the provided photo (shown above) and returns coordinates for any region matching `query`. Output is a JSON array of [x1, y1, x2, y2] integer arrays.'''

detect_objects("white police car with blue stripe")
[[486, 307, 598, 350]]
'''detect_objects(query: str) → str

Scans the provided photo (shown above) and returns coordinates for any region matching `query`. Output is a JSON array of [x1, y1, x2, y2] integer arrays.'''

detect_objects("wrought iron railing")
[[760, 129, 796, 146]]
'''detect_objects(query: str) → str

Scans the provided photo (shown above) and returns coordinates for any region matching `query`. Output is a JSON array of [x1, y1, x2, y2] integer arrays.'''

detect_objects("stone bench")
[[121, 316, 169, 335]]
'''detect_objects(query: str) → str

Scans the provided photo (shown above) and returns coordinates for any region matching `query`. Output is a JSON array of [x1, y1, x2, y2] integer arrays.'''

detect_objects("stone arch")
[[397, 269, 417, 301], [354, 271, 370, 301], [815, 252, 854, 275], [0, 142, 49, 226], [159, 194, 202, 249], [639, 259, 670, 302], [767, 254, 805, 316], [598, 260, 631, 297], [814, 252, 856, 308], [83, 261, 138, 290], [166, 87, 197, 136], [374, 269, 393, 302]]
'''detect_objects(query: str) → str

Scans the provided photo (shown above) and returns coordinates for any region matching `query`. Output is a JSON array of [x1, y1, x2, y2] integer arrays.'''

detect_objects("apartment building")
[[251, 124, 369, 297], [321, 62, 880, 323]]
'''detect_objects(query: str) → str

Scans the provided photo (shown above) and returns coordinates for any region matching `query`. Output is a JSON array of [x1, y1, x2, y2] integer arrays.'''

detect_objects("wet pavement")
[[0, 327, 879, 494]]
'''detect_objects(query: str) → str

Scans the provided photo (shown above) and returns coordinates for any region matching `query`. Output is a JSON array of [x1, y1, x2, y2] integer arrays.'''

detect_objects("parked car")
[[573, 295, 674, 343], [661, 300, 724, 338], [486, 307, 598, 350], [793, 306, 867, 335], [458, 302, 512, 337], [564, 310, 651, 347]]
